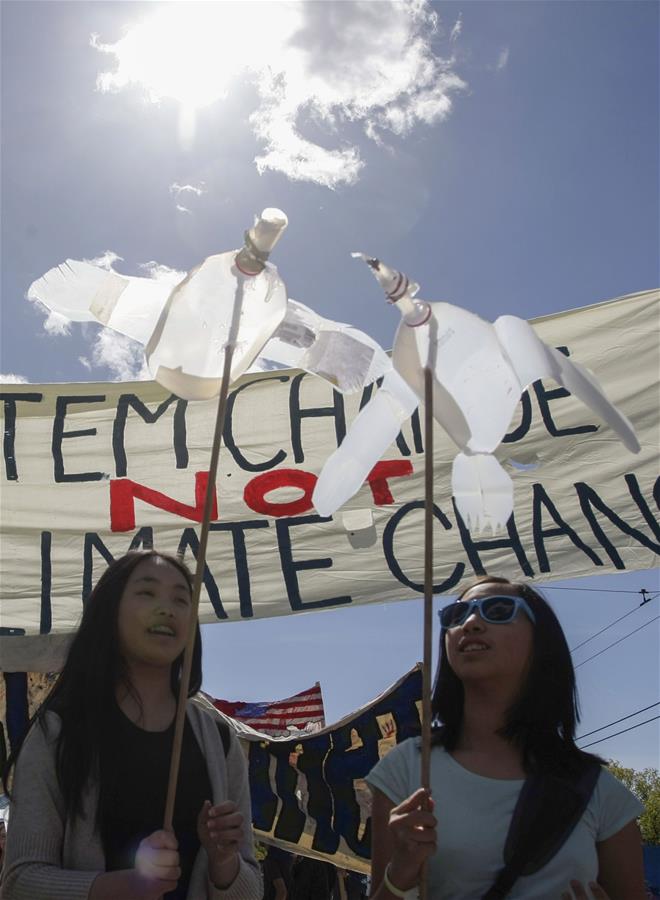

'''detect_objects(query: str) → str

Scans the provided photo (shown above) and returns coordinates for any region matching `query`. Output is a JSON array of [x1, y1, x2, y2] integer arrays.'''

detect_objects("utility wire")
[[544, 586, 654, 595], [576, 702, 660, 740], [570, 591, 658, 653], [574, 615, 659, 668], [578, 715, 660, 749]]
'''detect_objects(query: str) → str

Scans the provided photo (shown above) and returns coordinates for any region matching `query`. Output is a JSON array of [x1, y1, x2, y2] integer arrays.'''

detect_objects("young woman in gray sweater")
[[1, 550, 262, 900]]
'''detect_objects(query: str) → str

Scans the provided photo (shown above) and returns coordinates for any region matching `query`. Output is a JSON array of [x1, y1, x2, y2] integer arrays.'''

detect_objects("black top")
[[291, 857, 336, 900], [100, 702, 212, 900], [262, 848, 294, 900]]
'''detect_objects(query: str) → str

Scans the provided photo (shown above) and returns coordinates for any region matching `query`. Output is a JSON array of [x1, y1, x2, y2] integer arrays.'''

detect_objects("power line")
[[576, 702, 660, 740], [573, 615, 660, 669], [570, 592, 658, 653], [578, 715, 660, 749], [571, 605, 639, 652], [544, 586, 654, 595]]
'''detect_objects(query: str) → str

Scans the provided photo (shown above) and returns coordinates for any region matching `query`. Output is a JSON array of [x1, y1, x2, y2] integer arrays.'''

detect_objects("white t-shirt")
[[366, 738, 643, 900]]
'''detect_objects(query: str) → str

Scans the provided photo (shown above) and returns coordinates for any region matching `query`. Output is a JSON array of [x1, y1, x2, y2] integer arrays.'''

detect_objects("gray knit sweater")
[[1, 701, 263, 900]]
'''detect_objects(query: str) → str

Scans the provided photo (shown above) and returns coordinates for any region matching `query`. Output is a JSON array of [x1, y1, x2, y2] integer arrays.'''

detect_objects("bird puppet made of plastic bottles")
[[312, 253, 640, 532], [28, 209, 391, 402]]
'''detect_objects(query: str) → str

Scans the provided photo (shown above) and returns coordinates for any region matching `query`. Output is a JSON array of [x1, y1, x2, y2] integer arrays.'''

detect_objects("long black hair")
[[3, 550, 202, 819], [431, 575, 604, 775]]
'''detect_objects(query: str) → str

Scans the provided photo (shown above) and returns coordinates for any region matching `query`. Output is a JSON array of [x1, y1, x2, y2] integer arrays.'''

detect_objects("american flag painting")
[[209, 682, 325, 737]]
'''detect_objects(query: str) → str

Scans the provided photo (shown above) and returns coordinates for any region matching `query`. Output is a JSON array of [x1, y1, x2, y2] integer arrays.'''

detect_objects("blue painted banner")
[[195, 665, 423, 873]]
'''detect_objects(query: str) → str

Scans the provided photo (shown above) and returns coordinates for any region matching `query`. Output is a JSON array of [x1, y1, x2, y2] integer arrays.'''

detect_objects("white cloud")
[[41, 305, 72, 336], [85, 250, 123, 270], [450, 14, 463, 42], [0, 373, 30, 383], [93, 0, 466, 189], [138, 260, 186, 286], [252, 107, 364, 188], [170, 182, 205, 213], [170, 182, 205, 197], [496, 47, 510, 71], [90, 329, 151, 382]]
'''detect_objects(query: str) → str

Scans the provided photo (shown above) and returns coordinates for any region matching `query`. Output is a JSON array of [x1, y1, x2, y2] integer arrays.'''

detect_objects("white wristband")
[[383, 862, 409, 898]]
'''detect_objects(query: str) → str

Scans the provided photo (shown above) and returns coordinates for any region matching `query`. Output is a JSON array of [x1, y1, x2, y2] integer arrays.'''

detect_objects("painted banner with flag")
[[195, 665, 423, 873], [208, 683, 325, 737]]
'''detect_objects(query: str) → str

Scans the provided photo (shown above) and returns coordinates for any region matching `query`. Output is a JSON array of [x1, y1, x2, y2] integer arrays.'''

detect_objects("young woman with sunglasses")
[[366, 576, 645, 900], [1, 550, 261, 900]]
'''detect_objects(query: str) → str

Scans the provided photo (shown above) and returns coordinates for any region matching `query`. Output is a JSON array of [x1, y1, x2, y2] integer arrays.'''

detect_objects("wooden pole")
[[418, 364, 434, 900], [162, 209, 288, 832], [163, 284, 242, 832]]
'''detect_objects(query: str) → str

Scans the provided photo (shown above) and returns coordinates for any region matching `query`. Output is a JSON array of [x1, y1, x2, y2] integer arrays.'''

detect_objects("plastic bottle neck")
[[395, 293, 432, 327]]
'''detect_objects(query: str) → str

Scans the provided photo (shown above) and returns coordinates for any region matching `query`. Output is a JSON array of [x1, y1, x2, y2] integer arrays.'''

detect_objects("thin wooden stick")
[[163, 281, 244, 832], [161, 210, 287, 834], [419, 364, 434, 900]]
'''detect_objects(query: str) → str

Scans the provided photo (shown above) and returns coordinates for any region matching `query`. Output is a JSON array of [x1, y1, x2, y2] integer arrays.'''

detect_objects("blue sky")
[[1, 1, 658, 769]]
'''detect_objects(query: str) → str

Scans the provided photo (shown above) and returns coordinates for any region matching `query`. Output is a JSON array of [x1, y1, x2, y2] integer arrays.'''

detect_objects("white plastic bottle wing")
[[494, 315, 640, 453], [549, 346, 640, 453], [257, 298, 393, 393], [28, 260, 175, 344], [312, 370, 419, 517]]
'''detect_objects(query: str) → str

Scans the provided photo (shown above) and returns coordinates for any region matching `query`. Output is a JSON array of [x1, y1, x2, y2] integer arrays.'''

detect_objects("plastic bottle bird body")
[[28, 209, 290, 402], [145, 209, 288, 400], [391, 297, 527, 529], [314, 253, 640, 532], [393, 301, 527, 455], [356, 253, 524, 456], [145, 252, 287, 400], [27, 208, 395, 403]]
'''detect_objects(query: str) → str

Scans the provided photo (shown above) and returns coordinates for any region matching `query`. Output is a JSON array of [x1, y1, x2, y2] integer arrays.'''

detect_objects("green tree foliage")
[[608, 760, 660, 844]]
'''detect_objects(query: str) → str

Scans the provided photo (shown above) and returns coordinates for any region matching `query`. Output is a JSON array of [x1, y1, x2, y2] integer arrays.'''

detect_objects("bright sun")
[[95, 2, 301, 113]]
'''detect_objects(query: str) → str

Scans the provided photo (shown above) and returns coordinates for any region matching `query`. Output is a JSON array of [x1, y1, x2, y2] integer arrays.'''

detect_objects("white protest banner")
[[1, 290, 658, 662]]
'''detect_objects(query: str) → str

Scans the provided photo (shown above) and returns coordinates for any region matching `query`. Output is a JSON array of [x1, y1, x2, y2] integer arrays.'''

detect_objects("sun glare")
[[95, 3, 301, 126], [92, 1, 465, 185]]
